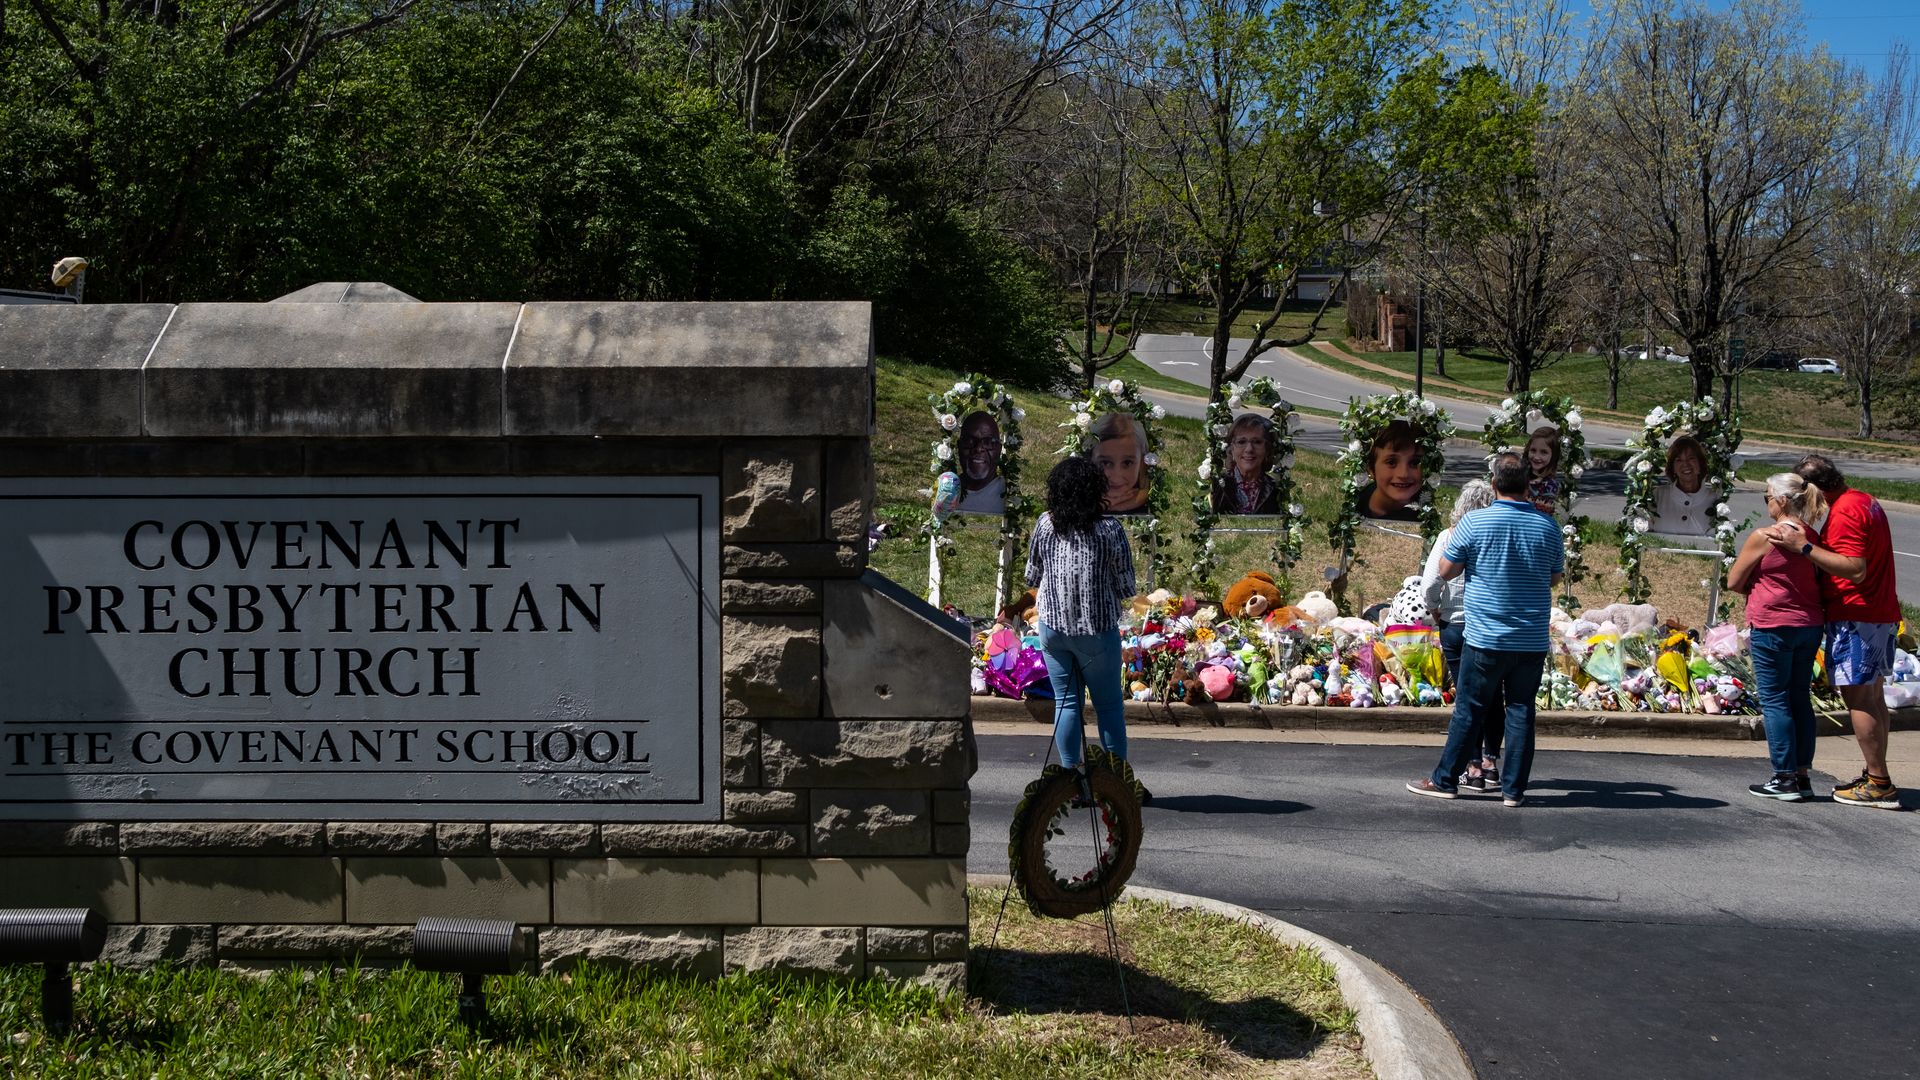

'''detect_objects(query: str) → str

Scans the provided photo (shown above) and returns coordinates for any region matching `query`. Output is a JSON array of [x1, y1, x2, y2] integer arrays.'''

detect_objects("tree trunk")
[[1506, 353, 1530, 393], [1860, 377, 1874, 439], [1689, 346, 1716, 400], [1719, 370, 1736, 416], [1211, 286, 1232, 402], [1607, 334, 1621, 409]]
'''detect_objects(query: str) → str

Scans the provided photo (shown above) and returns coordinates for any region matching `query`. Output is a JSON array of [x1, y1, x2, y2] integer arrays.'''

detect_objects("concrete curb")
[[967, 872, 1474, 1080], [971, 694, 1920, 740]]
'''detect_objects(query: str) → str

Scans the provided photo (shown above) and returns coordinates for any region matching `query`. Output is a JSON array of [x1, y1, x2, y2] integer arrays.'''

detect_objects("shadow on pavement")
[[1525, 777, 1729, 809], [1147, 794, 1312, 816]]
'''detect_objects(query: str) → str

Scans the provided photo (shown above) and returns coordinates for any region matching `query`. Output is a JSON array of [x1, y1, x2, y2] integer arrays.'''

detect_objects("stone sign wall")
[[0, 294, 974, 986]]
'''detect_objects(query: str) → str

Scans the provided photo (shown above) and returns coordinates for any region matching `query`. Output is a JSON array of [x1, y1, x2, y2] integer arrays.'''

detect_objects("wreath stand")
[[925, 521, 1017, 612], [1328, 518, 1428, 609], [990, 734, 1145, 1033], [1642, 536, 1725, 627]]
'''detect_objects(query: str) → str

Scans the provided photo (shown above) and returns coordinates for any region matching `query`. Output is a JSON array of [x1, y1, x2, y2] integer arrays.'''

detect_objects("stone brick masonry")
[[0, 297, 974, 991]]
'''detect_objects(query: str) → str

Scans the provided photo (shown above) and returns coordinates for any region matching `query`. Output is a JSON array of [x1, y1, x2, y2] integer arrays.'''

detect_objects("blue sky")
[[1798, 1, 1917, 69]]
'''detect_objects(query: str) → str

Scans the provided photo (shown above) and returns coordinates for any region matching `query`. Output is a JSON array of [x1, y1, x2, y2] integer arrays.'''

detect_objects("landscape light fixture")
[[0, 907, 108, 1035], [411, 916, 525, 1028]]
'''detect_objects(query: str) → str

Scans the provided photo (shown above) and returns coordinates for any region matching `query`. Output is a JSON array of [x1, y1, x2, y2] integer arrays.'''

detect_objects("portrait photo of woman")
[[1088, 412, 1151, 515], [1650, 435, 1712, 535], [1212, 414, 1282, 516]]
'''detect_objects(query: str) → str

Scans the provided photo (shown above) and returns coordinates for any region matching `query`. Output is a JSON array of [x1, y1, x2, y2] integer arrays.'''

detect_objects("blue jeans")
[[1431, 644, 1545, 799], [1750, 624, 1823, 775], [1037, 621, 1127, 768], [1439, 621, 1502, 762]]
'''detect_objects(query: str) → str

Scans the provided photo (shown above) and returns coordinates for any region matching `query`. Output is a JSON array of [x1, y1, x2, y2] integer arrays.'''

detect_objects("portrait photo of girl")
[[1089, 412, 1151, 515], [1212, 414, 1282, 516], [1524, 425, 1563, 515]]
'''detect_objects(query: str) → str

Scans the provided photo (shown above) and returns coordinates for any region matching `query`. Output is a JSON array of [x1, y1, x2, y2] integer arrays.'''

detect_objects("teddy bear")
[[1198, 664, 1238, 702], [1378, 672, 1404, 706], [1223, 571, 1284, 619], [1294, 590, 1339, 626], [1581, 602, 1659, 638]]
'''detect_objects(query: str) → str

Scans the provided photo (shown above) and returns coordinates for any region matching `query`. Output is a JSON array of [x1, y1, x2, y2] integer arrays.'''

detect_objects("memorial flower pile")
[[965, 581, 1920, 718]]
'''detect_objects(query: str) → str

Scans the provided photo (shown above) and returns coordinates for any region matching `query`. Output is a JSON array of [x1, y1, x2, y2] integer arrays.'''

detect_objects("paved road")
[[969, 734, 1920, 1079], [1132, 335, 1920, 603]]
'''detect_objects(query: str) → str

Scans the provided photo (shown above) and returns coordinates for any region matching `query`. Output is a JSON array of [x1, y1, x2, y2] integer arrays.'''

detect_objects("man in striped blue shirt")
[[1408, 452, 1564, 806]]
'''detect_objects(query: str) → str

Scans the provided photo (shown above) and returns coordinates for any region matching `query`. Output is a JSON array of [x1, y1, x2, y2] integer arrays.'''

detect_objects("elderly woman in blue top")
[[1407, 452, 1565, 807], [1026, 455, 1139, 792]]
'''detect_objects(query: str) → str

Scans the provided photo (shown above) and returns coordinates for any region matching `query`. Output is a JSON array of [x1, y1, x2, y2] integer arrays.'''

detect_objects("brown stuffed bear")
[[1223, 571, 1283, 620]]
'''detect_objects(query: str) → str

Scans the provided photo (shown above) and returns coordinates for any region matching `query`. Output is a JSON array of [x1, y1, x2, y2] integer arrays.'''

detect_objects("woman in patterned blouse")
[[1026, 456, 1140, 793]]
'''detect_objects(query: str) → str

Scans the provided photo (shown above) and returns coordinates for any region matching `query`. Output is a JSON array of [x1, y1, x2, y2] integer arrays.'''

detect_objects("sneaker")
[[1479, 758, 1501, 786], [1750, 775, 1809, 802], [1502, 795, 1525, 808], [1832, 775, 1901, 810], [1407, 778, 1458, 800], [1833, 771, 1871, 794], [1457, 771, 1497, 796]]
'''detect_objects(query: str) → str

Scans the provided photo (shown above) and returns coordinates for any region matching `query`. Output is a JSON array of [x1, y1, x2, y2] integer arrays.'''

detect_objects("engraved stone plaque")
[[0, 477, 720, 821]]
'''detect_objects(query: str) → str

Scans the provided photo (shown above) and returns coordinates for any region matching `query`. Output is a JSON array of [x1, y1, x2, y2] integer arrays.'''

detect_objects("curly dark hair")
[[1046, 455, 1108, 532]]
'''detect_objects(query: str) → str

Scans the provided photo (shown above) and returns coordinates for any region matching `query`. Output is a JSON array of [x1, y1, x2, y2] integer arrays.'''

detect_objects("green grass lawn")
[[1737, 462, 1920, 507], [1309, 340, 1914, 454], [0, 892, 1369, 1079]]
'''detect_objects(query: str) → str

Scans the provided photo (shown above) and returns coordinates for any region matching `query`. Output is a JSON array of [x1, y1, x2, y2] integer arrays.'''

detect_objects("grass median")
[[0, 891, 1366, 1079]]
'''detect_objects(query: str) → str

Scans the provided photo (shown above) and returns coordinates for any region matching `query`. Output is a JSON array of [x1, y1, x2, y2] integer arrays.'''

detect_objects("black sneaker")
[[1750, 775, 1809, 801], [1458, 771, 1496, 796]]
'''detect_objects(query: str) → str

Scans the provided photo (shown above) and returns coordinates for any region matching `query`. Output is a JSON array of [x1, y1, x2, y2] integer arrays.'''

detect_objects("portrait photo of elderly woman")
[[1211, 414, 1282, 516], [1650, 435, 1712, 536], [1087, 412, 1151, 515]]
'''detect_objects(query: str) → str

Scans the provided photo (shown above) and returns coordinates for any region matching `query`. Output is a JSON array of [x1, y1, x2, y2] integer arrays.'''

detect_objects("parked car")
[[1622, 344, 1686, 362], [1796, 357, 1840, 374]]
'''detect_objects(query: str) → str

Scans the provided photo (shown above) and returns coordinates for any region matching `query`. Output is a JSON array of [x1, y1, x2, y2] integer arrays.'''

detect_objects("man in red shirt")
[[1770, 454, 1901, 808]]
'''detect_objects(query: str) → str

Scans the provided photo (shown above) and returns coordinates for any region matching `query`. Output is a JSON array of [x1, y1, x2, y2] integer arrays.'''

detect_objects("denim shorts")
[[1827, 621, 1897, 687]]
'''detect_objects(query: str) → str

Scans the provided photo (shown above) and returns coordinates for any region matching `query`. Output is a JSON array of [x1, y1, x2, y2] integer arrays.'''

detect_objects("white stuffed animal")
[[1294, 590, 1339, 626]]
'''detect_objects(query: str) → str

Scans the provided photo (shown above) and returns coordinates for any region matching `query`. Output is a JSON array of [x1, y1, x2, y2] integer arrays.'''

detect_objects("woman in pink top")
[[1726, 473, 1829, 801]]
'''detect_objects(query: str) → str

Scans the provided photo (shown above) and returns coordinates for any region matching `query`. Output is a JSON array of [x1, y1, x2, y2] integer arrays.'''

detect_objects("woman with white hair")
[[1423, 479, 1501, 791], [1726, 471, 1829, 801]]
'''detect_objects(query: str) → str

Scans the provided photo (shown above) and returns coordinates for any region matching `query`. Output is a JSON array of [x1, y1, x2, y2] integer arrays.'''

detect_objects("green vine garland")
[[1617, 398, 1743, 607], [1188, 378, 1308, 587], [1481, 392, 1592, 610], [1057, 378, 1169, 587], [1328, 391, 1453, 569], [920, 375, 1028, 578]]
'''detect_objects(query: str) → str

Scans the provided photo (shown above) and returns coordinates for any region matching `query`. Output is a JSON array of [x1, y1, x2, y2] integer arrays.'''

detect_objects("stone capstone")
[[810, 790, 931, 856], [600, 824, 802, 857], [723, 927, 861, 977], [724, 442, 822, 541], [760, 721, 974, 789], [723, 616, 822, 717], [540, 928, 723, 977]]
